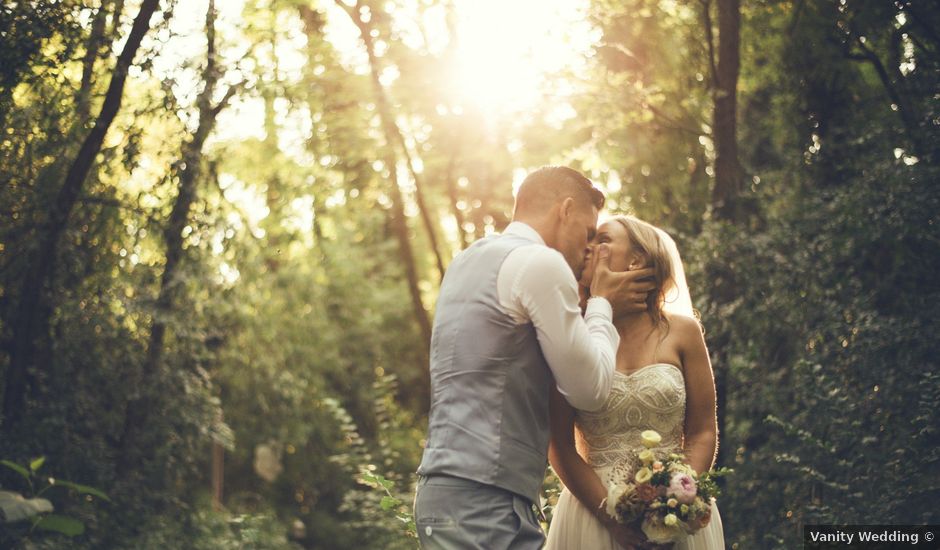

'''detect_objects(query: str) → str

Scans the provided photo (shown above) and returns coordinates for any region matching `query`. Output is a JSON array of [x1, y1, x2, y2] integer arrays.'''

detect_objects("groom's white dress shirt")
[[495, 221, 619, 412]]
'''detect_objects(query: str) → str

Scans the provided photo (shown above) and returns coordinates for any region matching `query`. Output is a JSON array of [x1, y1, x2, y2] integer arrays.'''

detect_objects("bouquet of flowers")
[[605, 430, 729, 544]]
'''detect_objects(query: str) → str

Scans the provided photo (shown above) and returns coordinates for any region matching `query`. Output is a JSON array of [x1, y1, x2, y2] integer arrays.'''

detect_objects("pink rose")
[[667, 473, 697, 504]]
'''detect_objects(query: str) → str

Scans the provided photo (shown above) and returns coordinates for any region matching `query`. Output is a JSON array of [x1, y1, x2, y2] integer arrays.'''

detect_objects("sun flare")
[[321, 0, 596, 117], [450, 0, 596, 115]]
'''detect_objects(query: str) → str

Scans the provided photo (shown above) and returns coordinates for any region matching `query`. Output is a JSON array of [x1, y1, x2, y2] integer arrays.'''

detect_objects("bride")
[[545, 215, 725, 550]]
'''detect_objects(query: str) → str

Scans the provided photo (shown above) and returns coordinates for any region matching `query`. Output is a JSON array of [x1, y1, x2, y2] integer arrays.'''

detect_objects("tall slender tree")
[[3, 0, 162, 424], [333, 0, 447, 284], [331, 0, 437, 408], [118, 0, 239, 471], [709, 0, 744, 223]]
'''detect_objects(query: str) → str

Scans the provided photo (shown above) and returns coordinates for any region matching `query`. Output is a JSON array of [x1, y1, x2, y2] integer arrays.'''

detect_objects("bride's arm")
[[675, 316, 718, 474], [548, 385, 608, 516], [548, 385, 648, 548]]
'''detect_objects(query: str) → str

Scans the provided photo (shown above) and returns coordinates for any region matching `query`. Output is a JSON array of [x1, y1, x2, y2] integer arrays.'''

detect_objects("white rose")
[[641, 430, 662, 448]]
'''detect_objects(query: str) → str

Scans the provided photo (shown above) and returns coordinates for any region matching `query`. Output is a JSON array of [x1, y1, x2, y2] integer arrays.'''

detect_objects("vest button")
[[425, 526, 433, 536]]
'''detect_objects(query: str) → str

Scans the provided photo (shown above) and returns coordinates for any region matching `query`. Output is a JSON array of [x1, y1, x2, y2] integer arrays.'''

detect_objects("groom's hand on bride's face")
[[589, 244, 656, 314], [608, 268, 656, 316]]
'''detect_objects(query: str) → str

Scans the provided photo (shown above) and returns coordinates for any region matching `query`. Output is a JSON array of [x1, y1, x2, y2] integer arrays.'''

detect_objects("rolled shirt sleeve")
[[504, 246, 619, 412]]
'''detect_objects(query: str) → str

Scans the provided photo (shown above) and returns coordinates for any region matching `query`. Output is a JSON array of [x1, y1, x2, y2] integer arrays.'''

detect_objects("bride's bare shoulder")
[[665, 311, 702, 332], [664, 312, 705, 347]]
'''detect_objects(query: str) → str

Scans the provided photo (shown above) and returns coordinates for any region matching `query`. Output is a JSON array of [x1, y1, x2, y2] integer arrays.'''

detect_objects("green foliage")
[[323, 374, 421, 549], [122, 506, 302, 550], [686, 162, 940, 547], [694, 468, 732, 503], [1, 461, 30, 483], [0, 457, 108, 545], [358, 470, 417, 539], [2, 0, 937, 548]]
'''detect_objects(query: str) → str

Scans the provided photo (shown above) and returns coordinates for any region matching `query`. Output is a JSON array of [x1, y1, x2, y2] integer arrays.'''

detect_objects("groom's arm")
[[500, 247, 618, 412]]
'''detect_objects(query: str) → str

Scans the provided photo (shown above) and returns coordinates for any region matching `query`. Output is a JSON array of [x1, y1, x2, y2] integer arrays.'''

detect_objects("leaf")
[[35, 514, 85, 536], [0, 460, 30, 481], [53, 480, 112, 502], [29, 457, 45, 473], [380, 495, 397, 511], [0, 491, 53, 523], [370, 473, 393, 491]]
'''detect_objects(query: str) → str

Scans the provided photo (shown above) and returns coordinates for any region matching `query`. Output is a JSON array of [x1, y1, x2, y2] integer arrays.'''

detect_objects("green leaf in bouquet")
[[29, 457, 45, 473]]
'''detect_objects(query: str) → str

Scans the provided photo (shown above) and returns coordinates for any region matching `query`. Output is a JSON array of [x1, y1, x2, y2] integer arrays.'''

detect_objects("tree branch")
[[700, 0, 719, 89]]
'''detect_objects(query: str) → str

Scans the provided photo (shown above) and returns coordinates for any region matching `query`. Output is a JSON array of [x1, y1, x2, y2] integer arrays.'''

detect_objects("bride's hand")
[[604, 519, 673, 550], [640, 541, 674, 550], [606, 521, 647, 549]]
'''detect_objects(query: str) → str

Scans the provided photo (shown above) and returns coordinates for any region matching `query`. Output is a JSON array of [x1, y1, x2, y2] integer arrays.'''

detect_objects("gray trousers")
[[414, 475, 545, 549]]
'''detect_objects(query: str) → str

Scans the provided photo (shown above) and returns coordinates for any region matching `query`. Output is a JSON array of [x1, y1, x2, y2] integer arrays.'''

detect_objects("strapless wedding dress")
[[545, 363, 725, 549]]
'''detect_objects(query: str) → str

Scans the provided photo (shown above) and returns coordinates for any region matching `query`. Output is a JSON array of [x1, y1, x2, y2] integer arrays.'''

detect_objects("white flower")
[[606, 482, 631, 519], [642, 516, 683, 544], [641, 430, 662, 448]]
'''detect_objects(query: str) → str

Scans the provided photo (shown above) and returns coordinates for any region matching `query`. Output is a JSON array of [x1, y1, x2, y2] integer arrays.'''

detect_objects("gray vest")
[[417, 233, 552, 503]]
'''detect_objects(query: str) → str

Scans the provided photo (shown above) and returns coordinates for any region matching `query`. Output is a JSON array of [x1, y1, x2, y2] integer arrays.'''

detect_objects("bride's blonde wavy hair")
[[609, 215, 678, 330]]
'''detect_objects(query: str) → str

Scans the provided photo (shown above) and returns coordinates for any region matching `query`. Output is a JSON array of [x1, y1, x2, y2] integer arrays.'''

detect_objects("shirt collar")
[[503, 221, 546, 246]]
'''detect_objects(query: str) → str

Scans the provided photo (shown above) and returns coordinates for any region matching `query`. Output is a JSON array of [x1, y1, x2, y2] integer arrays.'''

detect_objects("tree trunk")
[[333, 0, 434, 354], [109, 0, 126, 38], [212, 441, 224, 510], [334, 1, 446, 283], [76, 0, 111, 123], [3, 0, 161, 425], [394, 127, 447, 282], [849, 34, 926, 159], [118, 0, 237, 469], [704, 0, 742, 471], [445, 155, 470, 250], [297, 5, 330, 261], [710, 0, 743, 223]]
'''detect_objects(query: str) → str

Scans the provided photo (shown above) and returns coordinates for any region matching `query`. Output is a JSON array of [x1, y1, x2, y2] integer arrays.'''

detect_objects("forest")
[[1, 0, 938, 548]]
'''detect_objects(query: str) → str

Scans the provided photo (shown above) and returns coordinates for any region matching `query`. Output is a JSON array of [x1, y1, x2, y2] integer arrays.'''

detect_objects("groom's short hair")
[[514, 166, 605, 216]]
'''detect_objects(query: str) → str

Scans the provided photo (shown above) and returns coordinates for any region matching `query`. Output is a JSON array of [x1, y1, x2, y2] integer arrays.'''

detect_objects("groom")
[[414, 166, 654, 549]]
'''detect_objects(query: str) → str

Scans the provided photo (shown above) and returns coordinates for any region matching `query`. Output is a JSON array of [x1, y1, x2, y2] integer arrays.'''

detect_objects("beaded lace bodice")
[[574, 363, 686, 486]]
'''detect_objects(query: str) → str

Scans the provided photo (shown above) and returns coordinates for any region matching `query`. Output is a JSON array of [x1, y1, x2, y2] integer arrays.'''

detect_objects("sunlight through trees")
[[1, 0, 937, 547]]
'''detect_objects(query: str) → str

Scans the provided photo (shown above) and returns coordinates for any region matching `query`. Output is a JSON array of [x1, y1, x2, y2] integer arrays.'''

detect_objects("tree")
[[331, 0, 443, 407], [708, 0, 745, 223], [3, 0, 162, 425], [118, 0, 240, 473]]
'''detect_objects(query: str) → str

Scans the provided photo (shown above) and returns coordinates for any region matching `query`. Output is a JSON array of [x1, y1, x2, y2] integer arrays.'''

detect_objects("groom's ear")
[[557, 197, 576, 222]]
